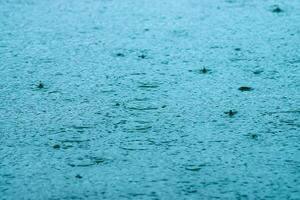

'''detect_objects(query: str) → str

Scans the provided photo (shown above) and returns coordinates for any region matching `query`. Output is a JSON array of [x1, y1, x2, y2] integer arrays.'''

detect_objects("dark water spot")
[[95, 160, 104, 164], [115, 53, 125, 57], [91, 157, 106, 164], [144, 28, 150, 31], [71, 125, 93, 130], [188, 68, 211, 74], [185, 164, 207, 171], [53, 144, 60, 149], [272, 5, 283, 13], [75, 174, 82, 179], [101, 89, 116, 93], [253, 70, 263, 75], [37, 82, 44, 89], [126, 106, 158, 111], [201, 68, 208, 74], [250, 134, 258, 139], [138, 54, 147, 59], [238, 86, 253, 91], [287, 59, 300, 64], [129, 72, 146, 76], [48, 90, 61, 94], [115, 102, 120, 106], [230, 58, 248, 62], [234, 48, 241, 51], [138, 84, 159, 88], [161, 105, 167, 108], [184, 188, 197, 194], [68, 163, 93, 167], [225, 110, 237, 116], [185, 167, 201, 171]]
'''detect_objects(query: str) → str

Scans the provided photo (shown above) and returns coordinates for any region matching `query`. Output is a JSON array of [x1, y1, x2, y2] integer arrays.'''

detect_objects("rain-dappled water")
[[0, 0, 300, 199]]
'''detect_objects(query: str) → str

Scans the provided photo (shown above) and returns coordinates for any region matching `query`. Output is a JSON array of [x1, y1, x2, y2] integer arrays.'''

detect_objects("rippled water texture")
[[0, 0, 300, 199]]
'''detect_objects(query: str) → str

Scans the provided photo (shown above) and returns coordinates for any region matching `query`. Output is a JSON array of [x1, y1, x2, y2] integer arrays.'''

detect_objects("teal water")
[[0, 0, 300, 199]]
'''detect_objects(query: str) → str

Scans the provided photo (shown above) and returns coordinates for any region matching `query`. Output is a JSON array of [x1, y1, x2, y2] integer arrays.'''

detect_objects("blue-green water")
[[0, 0, 300, 199]]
